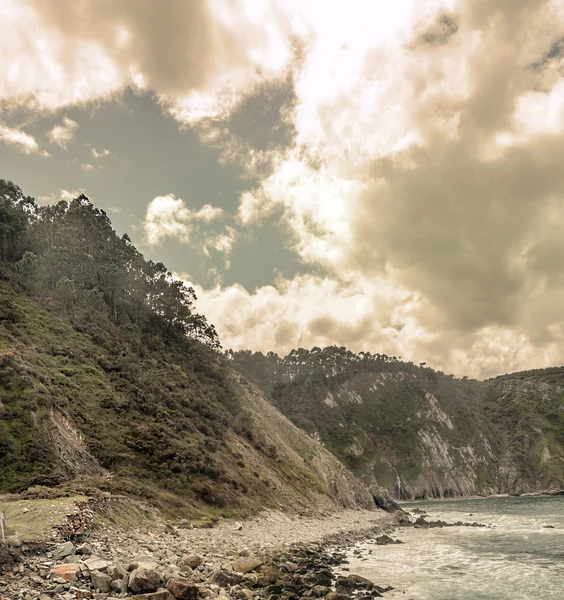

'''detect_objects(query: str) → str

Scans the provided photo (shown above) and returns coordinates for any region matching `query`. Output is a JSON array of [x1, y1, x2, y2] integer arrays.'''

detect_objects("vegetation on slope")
[[0, 180, 371, 516], [229, 347, 564, 498]]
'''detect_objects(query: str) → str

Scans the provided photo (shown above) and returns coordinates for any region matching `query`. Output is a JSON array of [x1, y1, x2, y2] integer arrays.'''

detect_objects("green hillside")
[[0, 179, 372, 516], [229, 347, 564, 498]]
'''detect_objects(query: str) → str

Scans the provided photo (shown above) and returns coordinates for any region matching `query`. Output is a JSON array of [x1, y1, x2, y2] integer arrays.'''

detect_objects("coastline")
[[0, 508, 398, 599]]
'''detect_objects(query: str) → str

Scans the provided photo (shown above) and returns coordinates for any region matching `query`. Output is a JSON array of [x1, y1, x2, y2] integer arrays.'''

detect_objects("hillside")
[[0, 179, 373, 517], [228, 348, 564, 499]]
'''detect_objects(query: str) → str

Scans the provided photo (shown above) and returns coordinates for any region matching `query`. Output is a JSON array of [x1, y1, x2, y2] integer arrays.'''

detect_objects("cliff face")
[[229, 350, 564, 499], [0, 277, 374, 516]]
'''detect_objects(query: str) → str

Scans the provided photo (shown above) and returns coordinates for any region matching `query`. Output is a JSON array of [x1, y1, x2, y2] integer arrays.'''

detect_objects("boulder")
[[346, 575, 373, 590], [180, 555, 204, 570], [374, 535, 403, 545], [84, 557, 110, 572], [369, 486, 402, 513], [77, 543, 95, 556], [232, 557, 264, 574], [165, 577, 200, 600], [50, 563, 81, 582], [90, 570, 112, 593], [209, 569, 242, 587], [53, 542, 75, 560], [129, 567, 162, 594]]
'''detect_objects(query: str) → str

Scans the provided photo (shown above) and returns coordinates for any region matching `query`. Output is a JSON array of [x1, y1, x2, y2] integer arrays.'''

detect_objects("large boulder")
[[90, 570, 113, 593], [129, 566, 162, 594], [53, 541, 75, 560], [165, 577, 200, 600], [369, 486, 402, 513]]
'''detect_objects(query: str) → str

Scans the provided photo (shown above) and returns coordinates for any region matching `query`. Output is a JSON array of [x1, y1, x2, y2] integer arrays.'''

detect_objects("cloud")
[[48, 117, 79, 148], [0, 0, 296, 120], [143, 194, 232, 261], [0, 124, 46, 155], [91, 147, 110, 158], [194, 0, 564, 377]]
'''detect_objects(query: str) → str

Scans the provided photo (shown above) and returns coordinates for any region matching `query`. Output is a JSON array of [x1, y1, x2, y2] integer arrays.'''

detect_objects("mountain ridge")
[[228, 347, 564, 499]]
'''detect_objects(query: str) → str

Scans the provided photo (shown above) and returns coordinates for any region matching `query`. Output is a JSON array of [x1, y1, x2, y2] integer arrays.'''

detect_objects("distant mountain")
[[0, 179, 372, 516], [228, 347, 564, 499]]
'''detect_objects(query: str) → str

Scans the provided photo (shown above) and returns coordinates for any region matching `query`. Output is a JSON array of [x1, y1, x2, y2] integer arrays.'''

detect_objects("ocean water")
[[341, 496, 564, 600]]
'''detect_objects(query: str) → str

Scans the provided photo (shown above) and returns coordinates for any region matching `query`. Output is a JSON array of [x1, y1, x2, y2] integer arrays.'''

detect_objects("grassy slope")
[[0, 276, 371, 516]]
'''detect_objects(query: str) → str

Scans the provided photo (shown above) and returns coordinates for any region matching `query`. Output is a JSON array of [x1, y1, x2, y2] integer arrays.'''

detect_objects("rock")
[[50, 564, 81, 582], [129, 567, 162, 594], [234, 522, 243, 531], [76, 544, 95, 556], [181, 555, 204, 570], [232, 557, 264, 573], [178, 520, 192, 530], [165, 577, 200, 600], [369, 486, 402, 513], [374, 535, 403, 545], [53, 542, 75, 561], [90, 570, 112, 593], [544, 525, 555, 529], [130, 590, 174, 600], [346, 575, 373, 590], [84, 557, 110, 573], [108, 563, 128, 580], [73, 588, 93, 599], [325, 594, 350, 600], [209, 569, 242, 587]]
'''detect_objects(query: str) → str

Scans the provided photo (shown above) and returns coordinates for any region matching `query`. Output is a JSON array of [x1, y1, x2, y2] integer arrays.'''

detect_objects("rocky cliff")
[[228, 348, 564, 499]]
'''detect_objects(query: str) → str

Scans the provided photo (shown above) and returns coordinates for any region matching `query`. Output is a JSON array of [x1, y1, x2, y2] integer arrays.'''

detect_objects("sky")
[[2, 0, 564, 379]]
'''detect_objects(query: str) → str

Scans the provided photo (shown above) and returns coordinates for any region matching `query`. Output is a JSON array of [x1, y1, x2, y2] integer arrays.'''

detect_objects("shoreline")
[[0, 508, 398, 599]]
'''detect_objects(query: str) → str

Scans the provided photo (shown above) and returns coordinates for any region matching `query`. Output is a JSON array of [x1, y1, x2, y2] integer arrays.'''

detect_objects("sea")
[[341, 495, 564, 600]]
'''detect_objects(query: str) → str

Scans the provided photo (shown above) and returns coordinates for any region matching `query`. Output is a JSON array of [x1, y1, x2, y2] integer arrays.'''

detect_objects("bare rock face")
[[231, 557, 264, 573], [129, 566, 162, 594], [165, 577, 200, 600]]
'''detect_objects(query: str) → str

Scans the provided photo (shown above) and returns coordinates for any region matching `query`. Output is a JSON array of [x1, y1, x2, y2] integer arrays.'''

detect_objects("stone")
[[107, 563, 128, 580], [325, 594, 350, 600], [209, 569, 242, 587], [130, 590, 175, 600], [90, 570, 112, 593], [73, 588, 93, 599], [50, 564, 81, 582], [374, 535, 402, 545], [76, 544, 95, 556], [232, 558, 263, 574], [84, 557, 110, 572], [129, 567, 162, 594], [53, 542, 75, 561], [165, 577, 200, 600], [346, 575, 373, 590], [180, 555, 203, 570]]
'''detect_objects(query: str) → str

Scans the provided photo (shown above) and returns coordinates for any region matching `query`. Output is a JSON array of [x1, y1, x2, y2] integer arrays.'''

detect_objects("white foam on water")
[[340, 496, 564, 600]]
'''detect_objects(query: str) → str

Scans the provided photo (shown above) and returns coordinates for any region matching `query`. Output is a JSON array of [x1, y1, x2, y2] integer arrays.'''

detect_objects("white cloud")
[[48, 117, 79, 148], [91, 147, 110, 159], [143, 194, 229, 252], [0, 124, 46, 155]]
